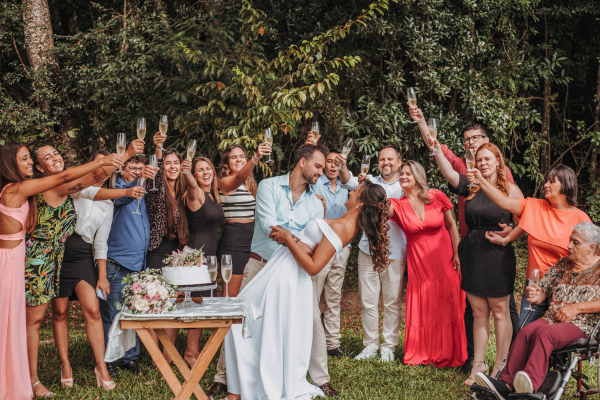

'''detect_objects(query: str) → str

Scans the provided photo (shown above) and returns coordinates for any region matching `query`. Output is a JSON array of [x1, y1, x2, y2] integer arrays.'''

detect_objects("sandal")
[[32, 381, 55, 398], [491, 360, 506, 378], [184, 349, 199, 369], [60, 368, 74, 388], [465, 361, 487, 386]]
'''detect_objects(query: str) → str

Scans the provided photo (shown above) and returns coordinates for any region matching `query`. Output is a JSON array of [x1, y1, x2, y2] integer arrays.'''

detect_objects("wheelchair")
[[471, 301, 600, 400]]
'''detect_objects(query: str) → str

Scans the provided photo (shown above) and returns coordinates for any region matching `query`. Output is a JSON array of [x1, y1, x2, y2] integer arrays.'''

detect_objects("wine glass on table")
[[428, 118, 438, 156], [183, 139, 197, 175], [524, 269, 541, 311], [148, 155, 158, 192], [466, 149, 477, 188], [264, 128, 274, 164], [116, 133, 126, 173], [221, 255, 233, 299], [158, 115, 168, 150], [361, 154, 371, 175], [206, 256, 218, 302], [312, 121, 320, 142], [339, 138, 353, 169], [132, 178, 146, 214], [137, 117, 146, 156]]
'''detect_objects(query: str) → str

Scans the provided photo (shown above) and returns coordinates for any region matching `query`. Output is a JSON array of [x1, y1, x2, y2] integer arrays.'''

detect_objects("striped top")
[[220, 184, 256, 220]]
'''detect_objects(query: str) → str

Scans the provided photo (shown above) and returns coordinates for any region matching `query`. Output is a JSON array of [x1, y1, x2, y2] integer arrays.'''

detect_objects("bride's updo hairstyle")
[[358, 180, 391, 272]]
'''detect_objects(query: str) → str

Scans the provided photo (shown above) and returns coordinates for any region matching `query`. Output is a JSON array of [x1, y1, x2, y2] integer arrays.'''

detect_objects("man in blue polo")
[[99, 156, 155, 376]]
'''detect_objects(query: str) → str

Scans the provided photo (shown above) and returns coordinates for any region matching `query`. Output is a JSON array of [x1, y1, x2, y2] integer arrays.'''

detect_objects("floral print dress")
[[25, 193, 76, 306]]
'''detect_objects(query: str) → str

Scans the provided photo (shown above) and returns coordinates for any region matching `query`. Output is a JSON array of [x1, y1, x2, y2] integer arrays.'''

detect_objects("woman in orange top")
[[468, 164, 591, 328]]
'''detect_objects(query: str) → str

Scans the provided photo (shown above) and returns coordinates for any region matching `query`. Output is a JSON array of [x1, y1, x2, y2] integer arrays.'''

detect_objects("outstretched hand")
[[408, 105, 424, 123], [466, 168, 483, 185]]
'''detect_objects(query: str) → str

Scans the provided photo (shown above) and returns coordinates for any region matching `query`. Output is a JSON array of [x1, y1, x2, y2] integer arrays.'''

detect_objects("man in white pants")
[[207, 144, 341, 398], [338, 145, 407, 362]]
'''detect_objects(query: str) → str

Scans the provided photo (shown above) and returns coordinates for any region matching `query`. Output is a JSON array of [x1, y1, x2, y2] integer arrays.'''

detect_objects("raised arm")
[[408, 105, 432, 149], [181, 158, 204, 211], [433, 141, 460, 188], [467, 169, 523, 216], [220, 143, 271, 195], [443, 209, 461, 271]]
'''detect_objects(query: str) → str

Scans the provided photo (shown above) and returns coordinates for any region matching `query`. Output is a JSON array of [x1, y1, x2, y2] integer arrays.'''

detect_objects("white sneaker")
[[353, 347, 378, 360], [379, 349, 395, 362], [514, 371, 534, 393]]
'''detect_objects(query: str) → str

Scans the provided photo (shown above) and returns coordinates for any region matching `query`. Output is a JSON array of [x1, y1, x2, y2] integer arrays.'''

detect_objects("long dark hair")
[[358, 180, 391, 272], [162, 148, 189, 245], [218, 144, 257, 197], [89, 149, 113, 189], [0, 142, 37, 232]]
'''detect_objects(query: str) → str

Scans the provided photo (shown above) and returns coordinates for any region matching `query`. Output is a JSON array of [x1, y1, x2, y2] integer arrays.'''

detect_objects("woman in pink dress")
[[389, 160, 467, 367], [0, 142, 124, 399]]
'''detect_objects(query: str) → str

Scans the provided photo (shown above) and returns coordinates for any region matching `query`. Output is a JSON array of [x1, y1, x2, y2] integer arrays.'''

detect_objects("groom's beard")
[[301, 169, 320, 185]]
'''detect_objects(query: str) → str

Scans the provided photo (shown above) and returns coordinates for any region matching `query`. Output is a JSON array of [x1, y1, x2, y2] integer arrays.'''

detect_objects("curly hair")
[[358, 180, 391, 272], [466, 143, 509, 201]]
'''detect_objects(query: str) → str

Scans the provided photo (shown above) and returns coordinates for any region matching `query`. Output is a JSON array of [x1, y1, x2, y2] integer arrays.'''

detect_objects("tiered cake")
[[161, 246, 211, 286]]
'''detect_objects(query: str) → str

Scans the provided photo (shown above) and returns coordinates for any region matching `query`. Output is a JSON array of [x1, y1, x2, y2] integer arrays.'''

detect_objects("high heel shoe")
[[31, 381, 55, 398], [60, 369, 74, 388], [94, 367, 116, 391]]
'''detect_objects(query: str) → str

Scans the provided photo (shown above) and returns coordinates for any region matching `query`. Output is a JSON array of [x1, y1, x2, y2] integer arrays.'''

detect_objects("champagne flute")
[[207, 256, 218, 301], [361, 154, 371, 175], [183, 139, 197, 174], [524, 269, 541, 311], [407, 87, 417, 107], [158, 115, 168, 150], [221, 255, 233, 298], [340, 138, 353, 169], [132, 178, 146, 215], [137, 117, 146, 156], [149, 154, 158, 191], [428, 118, 438, 156], [264, 128, 274, 164], [466, 149, 476, 188], [311, 121, 320, 142], [116, 133, 126, 173]]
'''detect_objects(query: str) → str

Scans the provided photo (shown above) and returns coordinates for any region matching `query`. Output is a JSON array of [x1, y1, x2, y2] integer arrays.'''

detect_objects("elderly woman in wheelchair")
[[475, 222, 600, 400]]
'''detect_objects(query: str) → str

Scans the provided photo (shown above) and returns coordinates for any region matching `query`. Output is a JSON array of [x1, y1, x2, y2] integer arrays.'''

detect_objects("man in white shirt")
[[338, 146, 407, 362]]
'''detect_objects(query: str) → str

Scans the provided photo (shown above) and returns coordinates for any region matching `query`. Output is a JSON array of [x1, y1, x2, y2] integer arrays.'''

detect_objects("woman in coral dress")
[[389, 161, 467, 367]]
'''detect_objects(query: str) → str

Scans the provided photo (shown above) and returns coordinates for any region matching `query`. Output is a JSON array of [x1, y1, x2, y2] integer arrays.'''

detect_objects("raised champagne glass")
[[221, 255, 233, 298], [407, 87, 417, 107], [132, 178, 146, 215], [116, 133, 126, 173], [149, 154, 158, 192], [361, 154, 371, 175], [312, 121, 320, 142], [158, 115, 168, 150], [137, 117, 146, 156], [340, 138, 353, 169], [207, 256, 218, 301], [264, 128, 274, 164], [466, 148, 476, 188], [524, 269, 540, 311], [183, 139, 197, 174], [428, 118, 438, 156]]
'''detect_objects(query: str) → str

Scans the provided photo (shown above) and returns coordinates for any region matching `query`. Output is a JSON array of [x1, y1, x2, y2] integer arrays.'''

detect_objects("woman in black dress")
[[180, 156, 224, 367], [434, 141, 524, 385]]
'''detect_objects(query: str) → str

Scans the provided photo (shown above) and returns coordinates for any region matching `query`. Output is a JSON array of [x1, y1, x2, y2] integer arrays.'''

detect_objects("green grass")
[[36, 237, 599, 399]]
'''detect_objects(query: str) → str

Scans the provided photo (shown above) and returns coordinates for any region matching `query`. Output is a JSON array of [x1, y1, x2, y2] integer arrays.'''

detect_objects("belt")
[[250, 252, 268, 263]]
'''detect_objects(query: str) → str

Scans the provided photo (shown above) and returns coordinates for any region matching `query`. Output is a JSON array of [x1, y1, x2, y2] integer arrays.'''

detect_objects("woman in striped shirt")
[[217, 143, 270, 297]]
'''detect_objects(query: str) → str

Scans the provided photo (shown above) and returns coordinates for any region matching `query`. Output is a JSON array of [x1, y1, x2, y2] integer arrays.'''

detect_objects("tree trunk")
[[540, 77, 552, 176], [591, 49, 600, 185]]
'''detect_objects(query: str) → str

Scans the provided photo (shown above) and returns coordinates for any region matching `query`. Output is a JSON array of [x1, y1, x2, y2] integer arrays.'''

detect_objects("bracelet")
[[502, 238, 507, 247], [251, 155, 258, 165], [508, 223, 514, 228], [293, 236, 300, 243]]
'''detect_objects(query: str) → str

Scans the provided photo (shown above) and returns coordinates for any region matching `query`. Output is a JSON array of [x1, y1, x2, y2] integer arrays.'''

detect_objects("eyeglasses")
[[463, 134, 485, 144], [127, 166, 143, 172]]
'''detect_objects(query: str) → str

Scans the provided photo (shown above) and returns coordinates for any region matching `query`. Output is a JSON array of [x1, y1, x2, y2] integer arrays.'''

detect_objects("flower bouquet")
[[117, 269, 177, 315]]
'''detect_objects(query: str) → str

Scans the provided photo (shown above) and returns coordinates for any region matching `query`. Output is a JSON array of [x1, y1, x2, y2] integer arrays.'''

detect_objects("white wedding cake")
[[160, 246, 211, 286], [162, 264, 211, 286]]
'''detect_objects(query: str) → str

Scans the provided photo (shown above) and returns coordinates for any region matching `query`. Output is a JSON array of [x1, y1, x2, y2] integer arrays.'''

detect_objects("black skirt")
[[217, 221, 254, 275], [146, 237, 180, 271], [58, 233, 97, 300]]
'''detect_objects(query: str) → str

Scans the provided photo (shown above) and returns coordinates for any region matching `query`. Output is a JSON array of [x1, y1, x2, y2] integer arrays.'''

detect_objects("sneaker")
[[353, 347, 378, 360], [379, 349, 395, 362], [514, 371, 534, 393], [475, 372, 513, 400]]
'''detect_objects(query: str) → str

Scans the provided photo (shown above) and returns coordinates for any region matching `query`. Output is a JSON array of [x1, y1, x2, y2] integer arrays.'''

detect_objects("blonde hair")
[[466, 143, 509, 200], [402, 160, 433, 204]]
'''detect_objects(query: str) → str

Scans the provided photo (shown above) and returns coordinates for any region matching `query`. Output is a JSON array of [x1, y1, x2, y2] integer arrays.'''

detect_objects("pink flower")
[[144, 295, 151, 301], [153, 294, 161, 301], [132, 283, 142, 292]]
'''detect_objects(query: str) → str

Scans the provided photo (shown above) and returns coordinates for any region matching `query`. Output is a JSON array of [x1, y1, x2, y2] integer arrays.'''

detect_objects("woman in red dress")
[[389, 160, 466, 367]]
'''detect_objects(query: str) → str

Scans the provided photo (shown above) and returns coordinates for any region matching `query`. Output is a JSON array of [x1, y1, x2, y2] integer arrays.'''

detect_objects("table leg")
[[136, 328, 184, 396], [155, 329, 205, 400], [174, 327, 231, 400]]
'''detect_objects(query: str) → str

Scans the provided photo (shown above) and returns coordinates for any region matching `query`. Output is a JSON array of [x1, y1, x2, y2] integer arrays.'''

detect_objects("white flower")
[[158, 286, 170, 300], [134, 298, 149, 312], [146, 283, 159, 298]]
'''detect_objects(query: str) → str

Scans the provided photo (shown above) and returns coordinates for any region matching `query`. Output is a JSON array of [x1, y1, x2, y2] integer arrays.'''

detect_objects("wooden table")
[[121, 318, 242, 400]]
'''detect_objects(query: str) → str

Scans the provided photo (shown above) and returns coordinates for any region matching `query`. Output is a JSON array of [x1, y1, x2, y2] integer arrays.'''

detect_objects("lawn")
[[36, 239, 599, 399]]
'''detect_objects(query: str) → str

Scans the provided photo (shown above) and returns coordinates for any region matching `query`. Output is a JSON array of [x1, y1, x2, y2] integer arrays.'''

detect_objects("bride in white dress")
[[222, 180, 392, 400]]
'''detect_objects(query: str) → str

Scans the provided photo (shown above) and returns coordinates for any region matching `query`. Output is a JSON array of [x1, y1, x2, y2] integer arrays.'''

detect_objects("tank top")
[[0, 184, 29, 240], [220, 183, 256, 220], [186, 192, 224, 256]]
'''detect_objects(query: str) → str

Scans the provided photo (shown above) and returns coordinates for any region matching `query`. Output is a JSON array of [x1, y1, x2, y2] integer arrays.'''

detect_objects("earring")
[[356, 205, 359, 209]]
